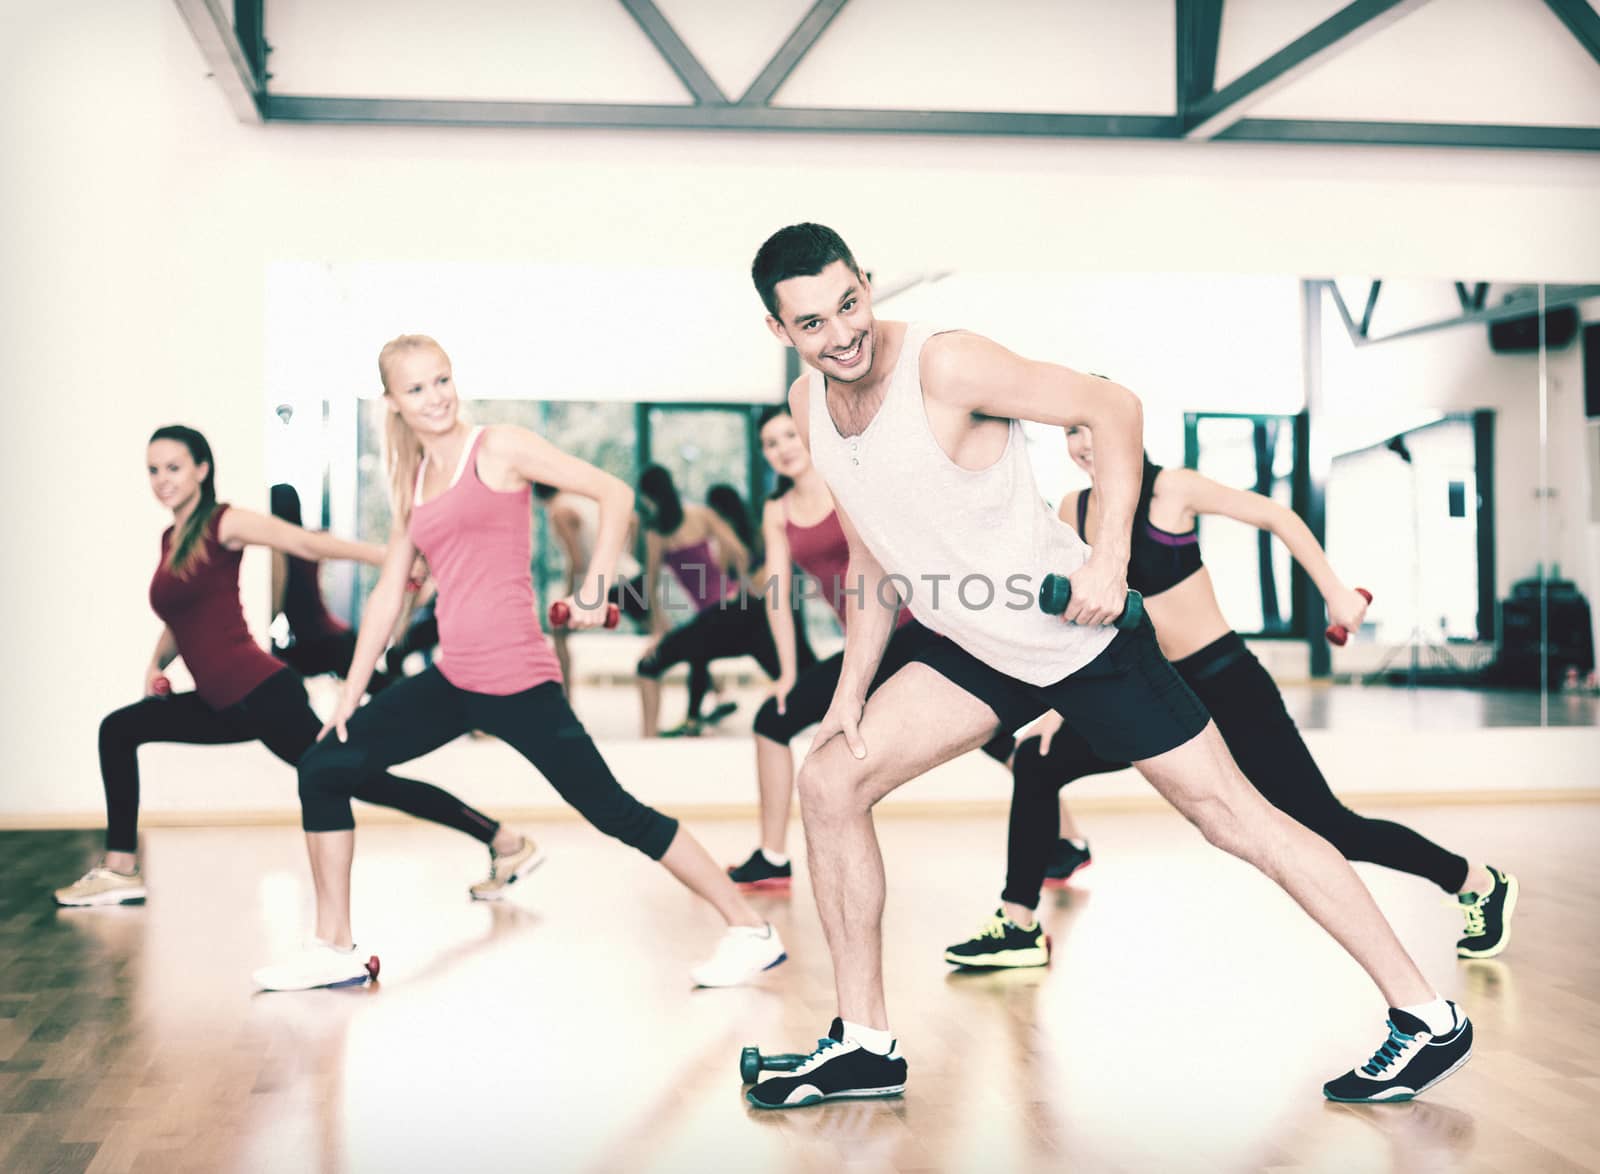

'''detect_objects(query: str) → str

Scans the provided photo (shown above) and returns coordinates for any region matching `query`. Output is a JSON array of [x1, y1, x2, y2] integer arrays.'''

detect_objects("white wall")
[[2, 0, 1598, 819]]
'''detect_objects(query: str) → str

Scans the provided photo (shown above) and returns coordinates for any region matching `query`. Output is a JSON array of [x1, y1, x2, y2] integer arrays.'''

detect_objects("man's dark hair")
[[751, 223, 861, 318]]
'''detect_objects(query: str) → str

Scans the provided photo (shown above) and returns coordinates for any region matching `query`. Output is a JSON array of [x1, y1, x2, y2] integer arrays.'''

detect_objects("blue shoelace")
[[793, 1036, 844, 1075], [1361, 1020, 1416, 1076]]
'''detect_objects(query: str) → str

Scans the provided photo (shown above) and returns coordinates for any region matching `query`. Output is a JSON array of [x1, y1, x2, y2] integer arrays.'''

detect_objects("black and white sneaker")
[[943, 910, 1049, 968], [727, 848, 793, 891], [746, 1018, 907, 1110], [1323, 1003, 1473, 1103], [1042, 838, 1092, 888], [1456, 865, 1518, 959]]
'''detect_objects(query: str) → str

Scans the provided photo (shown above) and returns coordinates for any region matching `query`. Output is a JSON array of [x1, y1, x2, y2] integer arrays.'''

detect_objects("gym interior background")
[[2, 1, 1598, 1171]]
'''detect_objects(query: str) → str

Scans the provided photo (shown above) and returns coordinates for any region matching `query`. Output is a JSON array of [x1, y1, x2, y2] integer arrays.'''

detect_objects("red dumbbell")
[[151, 675, 172, 696], [1325, 588, 1373, 646], [548, 600, 620, 629]]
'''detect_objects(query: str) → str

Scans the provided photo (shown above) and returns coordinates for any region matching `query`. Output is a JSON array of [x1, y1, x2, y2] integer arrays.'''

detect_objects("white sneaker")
[[54, 865, 147, 907], [690, 923, 787, 988], [469, 835, 546, 901], [253, 942, 379, 991]]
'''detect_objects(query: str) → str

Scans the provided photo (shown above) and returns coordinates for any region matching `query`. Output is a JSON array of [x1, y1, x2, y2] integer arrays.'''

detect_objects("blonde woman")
[[252, 336, 786, 991]]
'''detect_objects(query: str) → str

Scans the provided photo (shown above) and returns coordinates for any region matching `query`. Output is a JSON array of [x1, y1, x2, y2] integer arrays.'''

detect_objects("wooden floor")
[[3, 802, 1598, 1173]]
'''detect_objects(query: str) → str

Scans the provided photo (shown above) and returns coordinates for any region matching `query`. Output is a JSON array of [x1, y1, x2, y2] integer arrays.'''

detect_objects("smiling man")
[[742, 223, 1472, 1110]]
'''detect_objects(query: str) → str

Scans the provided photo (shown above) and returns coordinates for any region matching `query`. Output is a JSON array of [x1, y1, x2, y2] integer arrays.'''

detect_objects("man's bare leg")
[[1137, 721, 1433, 1008], [795, 665, 1004, 1030]]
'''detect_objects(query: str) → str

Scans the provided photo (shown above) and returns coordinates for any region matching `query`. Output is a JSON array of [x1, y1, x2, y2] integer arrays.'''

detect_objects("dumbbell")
[[739, 1045, 809, 1084], [547, 601, 620, 629], [1038, 574, 1145, 630], [151, 675, 172, 696], [1325, 589, 1373, 646]]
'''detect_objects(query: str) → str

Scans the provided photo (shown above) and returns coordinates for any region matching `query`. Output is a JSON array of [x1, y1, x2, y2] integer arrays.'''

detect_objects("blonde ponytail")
[[378, 334, 447, 528]]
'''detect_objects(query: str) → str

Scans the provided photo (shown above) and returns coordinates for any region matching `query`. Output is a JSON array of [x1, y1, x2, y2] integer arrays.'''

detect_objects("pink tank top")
[[783, 497, 911, 631], [408, 428, 562, 695]]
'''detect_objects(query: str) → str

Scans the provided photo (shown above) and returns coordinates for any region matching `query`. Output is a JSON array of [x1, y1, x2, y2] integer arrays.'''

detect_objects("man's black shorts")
[[891, 618, 1209, 763]]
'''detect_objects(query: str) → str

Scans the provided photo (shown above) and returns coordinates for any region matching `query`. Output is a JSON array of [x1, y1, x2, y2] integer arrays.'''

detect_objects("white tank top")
[[807, 323, 1115, 686], [553, 492, 641, 579]]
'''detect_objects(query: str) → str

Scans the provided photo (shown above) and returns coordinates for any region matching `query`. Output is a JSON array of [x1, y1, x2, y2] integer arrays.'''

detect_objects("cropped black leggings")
[[1003, 631, 1470, 908], [298, 668, 678, 859], [97, 668, 499, 853], [638, 601, 815, 720]]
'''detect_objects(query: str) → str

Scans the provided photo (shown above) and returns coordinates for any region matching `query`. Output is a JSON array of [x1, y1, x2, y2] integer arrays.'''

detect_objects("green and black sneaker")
[[1456, 865, 1519, 959], [943, 909, 1049, 969]]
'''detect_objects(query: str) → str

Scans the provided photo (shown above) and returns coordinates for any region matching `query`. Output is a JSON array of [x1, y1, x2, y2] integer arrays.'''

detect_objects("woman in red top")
[[726, 406, 1013, 889], [252, 336, 786, 992], [53, 425, 529, 908]]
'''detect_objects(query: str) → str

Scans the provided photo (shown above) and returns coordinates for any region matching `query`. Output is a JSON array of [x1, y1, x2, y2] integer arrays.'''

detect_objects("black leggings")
[[638, 602, 815, 720], [274, 629, 407, 694], [298, 668, 679, 859], [97, 669, 500, 852], [1003, 631, 1470, 908], [275, 630, 358, 679]]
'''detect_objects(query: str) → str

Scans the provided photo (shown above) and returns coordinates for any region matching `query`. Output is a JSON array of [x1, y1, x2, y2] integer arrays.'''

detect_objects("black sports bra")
[[1075, 460, 1204, 597]]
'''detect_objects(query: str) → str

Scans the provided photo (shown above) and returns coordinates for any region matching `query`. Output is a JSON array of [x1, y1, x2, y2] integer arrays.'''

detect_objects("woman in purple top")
[[634, 464, 814, 736]]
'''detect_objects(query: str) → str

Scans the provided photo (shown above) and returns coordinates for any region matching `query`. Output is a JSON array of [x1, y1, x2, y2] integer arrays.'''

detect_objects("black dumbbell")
[[1038, 574, 1144, 630], [739, 1045, 808, 1084]]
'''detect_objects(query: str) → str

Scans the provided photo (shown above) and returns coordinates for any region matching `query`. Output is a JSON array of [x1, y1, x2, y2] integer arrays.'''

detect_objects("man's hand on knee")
[[814, 692, 868, 760]]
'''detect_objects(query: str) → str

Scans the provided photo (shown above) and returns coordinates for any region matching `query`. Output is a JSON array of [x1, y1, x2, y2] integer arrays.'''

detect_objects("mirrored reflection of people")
[[533, 483, 644, 700], [634, 465, 814, 737], [268, 484, 397, 694]]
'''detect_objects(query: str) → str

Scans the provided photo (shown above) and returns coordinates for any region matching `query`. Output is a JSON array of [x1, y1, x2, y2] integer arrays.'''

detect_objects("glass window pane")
[[647, 407, 749, 506]]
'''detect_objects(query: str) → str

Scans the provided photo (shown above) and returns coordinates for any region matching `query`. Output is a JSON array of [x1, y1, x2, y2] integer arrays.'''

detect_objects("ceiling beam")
[[1219, 118, 1600, 150], [171, 0, 263, 121], [617, 0, 727, 106], [1323, 282, 1600, 347], [1359, 280, 1382, 337], [261, 97, 1600, 151], [1184, 0, 1433, 140], [1176, 0, 1224, 123], [264, 97, 1176, 137], [1541, 0, 1600, 68], [1363, 284, 1600, 345], [740, 0, 850, 106]]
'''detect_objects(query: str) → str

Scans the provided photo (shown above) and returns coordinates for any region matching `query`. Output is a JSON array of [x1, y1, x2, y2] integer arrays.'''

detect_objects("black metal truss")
[[1542, 0, 1600, 69], [1323, 280, 1600, 347], [1182, 0, 1431, 140], [177, 0, 1600, 151]]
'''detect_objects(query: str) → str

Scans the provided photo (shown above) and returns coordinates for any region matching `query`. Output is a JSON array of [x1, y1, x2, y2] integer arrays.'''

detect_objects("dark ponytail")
[[151, 425, 219, 578]]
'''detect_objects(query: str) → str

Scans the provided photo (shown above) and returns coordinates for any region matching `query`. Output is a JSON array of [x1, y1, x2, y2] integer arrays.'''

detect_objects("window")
[[1185, 414, 1297, 636]]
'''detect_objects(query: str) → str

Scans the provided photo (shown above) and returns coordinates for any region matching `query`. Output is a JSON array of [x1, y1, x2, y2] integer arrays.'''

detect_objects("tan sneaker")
[[54, 864, 147, 907], [469, 835, 545, 901]]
